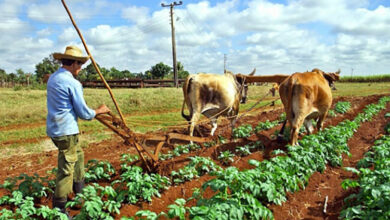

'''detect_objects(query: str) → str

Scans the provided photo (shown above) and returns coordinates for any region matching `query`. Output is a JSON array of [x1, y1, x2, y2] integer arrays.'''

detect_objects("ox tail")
[[181, 76, 193, 122], [288, 80, 297, 122]]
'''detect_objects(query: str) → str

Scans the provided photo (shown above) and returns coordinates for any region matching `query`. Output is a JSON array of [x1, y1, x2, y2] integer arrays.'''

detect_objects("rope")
[[125, 92, 280, 130], [236, 90, 275, 121]]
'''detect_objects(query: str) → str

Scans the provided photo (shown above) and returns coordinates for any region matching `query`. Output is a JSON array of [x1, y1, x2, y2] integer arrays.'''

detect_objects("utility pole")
[[161, 1, 182, 88]]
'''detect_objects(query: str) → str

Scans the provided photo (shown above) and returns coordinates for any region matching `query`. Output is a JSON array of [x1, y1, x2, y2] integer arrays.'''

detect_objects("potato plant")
[[232, 124, 253, 139], [334, 101, 351, 114], [340, 135, 390, 220]]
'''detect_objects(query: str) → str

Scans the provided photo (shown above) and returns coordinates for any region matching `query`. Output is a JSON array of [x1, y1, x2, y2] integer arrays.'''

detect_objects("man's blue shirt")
[[46, 68, 96, 138]]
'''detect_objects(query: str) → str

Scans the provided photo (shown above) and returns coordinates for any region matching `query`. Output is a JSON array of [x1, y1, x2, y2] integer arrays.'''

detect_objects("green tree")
[[0, 68, 6, 82], [177, 62, 189, 79], [121, 70, 135, 79], [8, 73, 16, 82], [109, 67, 121, 79], [150, 62, 171, 79], [35, 55, 60, 82], [16, 68, 26, 83]]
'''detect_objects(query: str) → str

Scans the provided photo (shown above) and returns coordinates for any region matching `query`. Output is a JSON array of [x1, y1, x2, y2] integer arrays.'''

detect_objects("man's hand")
[[95, 104, 110, 115]]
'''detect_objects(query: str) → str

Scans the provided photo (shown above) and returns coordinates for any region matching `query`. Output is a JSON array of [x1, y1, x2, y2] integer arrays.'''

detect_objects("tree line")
[[0, 55, 190, 85]]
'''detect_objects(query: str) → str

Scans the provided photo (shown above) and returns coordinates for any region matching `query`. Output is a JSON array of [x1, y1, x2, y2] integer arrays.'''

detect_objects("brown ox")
[[181, 69, 256, 138], [278, 68, 340, 145]]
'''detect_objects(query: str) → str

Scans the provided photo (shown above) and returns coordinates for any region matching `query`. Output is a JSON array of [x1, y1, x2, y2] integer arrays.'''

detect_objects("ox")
[[181, 69, 256, 138], [278, 68, 340, 146]]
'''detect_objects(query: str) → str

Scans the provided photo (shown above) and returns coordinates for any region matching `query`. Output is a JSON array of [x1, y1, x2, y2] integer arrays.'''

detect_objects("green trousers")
[[51, 134, 84, 198]]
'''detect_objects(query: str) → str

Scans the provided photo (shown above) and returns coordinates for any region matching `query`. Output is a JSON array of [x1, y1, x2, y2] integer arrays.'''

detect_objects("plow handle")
[[61, 0, 127, 127]]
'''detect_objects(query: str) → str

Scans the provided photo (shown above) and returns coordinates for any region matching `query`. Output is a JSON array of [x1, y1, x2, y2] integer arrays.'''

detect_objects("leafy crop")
[[0, 191, 67, 220], [67, 183, 121, 220], [334, 101, 351, 114], [159, 143, 201, 160], [0, 171, 55, 198], [232, 124, 253, 139], [255, 120, 279, 132], [327, 109, 336, 117], [120, 153, 139, 164], [340, 135, 390, 220], [218, 150, 235, 165], [235, 141, 262, 156], [385, 123, 390, 134], [85, 159, 116, 182], [171, 157, 222, 184], [113, 165, 170, 204]]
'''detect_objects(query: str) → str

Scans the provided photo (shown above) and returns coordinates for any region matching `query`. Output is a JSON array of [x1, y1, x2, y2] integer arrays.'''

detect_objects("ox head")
[[235, 68, 256, 103], [311, 68, 341, 90], [322, 69, 341, 90]]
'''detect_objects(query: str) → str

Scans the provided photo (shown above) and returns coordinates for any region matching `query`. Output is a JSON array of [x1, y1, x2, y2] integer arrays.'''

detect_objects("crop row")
[[340, 132, 390, 219], [131, 96, 389, 219]]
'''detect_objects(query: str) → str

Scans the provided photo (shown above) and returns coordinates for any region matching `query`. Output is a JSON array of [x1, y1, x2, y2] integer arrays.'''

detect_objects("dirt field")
[[0, 94, 389, 219]]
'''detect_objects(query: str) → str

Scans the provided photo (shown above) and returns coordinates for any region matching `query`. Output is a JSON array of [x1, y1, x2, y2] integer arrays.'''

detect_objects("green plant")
[[218, 151, 235, 165], [218, 135, 227, 144], [0, 173, 54, 198], [84, 159, 116, 182], [235, 142, 259, 156], [167, 198, 187, 220], [172, 157, 222, 184], [385, 123, 390, 134], [120, 154, 139, 164], [340, 135, 390, 219], [232, 124, 253, 138], [113, 165, 170, 204], [327, 109, 336, 117], [334, 101, 351, 114], [67, 183, 120, 220], [255, 120, 279, 132], [0, 190, 67, 220]]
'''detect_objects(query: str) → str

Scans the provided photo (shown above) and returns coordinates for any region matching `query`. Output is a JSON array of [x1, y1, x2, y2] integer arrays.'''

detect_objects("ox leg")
[[230, 117, 237, 136], [290, 115, 305, 146], [189, 112, 201, 144], [210, 118, 218, 136], [316, 112, 327, 131], [277, 120, 287, 142], [304, 119, 314, 134]]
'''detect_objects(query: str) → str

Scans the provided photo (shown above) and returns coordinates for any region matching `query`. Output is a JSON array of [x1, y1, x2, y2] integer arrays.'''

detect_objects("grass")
[[0, 82, 389, 157]]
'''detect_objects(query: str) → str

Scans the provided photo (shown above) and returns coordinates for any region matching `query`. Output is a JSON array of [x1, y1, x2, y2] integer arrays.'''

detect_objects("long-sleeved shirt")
[[46, 67, 95, 138]]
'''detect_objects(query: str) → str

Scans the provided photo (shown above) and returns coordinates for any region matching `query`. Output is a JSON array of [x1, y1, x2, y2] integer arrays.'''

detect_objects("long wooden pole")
[[61, 0, 127, 127]]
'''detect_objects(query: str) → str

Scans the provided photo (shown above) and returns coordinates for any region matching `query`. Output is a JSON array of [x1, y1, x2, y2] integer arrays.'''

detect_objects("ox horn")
[[249, 68, 256, 76]]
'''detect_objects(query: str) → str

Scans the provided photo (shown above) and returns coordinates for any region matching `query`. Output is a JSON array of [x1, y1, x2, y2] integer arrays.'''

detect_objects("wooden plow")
[[95, 112, 212, 172]]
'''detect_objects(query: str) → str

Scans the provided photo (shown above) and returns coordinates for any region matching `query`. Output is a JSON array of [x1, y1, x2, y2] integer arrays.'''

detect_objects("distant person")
[[46, 45, 110, 217]]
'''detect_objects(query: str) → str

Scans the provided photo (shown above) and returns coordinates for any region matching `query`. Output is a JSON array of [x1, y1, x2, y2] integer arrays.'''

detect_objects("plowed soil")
[[1, 94, 389, 219]]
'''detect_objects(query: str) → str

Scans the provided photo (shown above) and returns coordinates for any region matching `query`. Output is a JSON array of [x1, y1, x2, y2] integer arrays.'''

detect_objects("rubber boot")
[[52, 197, 72, 220], [71, 180, 84, 210], [73, 180, 84, 194]]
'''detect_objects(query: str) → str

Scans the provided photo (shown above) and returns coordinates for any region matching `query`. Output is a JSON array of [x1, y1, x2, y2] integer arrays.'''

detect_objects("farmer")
[[46, 45, 110, 216]]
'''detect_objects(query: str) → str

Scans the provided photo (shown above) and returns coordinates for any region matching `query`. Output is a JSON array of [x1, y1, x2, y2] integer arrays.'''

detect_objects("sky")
[[1, 0, 390, 76]]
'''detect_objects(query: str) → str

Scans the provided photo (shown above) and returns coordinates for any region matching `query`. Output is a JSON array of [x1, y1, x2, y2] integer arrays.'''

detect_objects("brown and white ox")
[[181, 69, 256, 138], [278, 68, 340, 146]]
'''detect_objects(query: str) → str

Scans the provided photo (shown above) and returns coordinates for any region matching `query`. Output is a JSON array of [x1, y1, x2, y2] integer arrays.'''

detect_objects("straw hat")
[[53, 45, 90, 64]]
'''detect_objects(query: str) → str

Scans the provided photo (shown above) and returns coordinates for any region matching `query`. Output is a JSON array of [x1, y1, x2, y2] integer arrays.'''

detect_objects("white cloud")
[[0, 0, 390, 75]]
